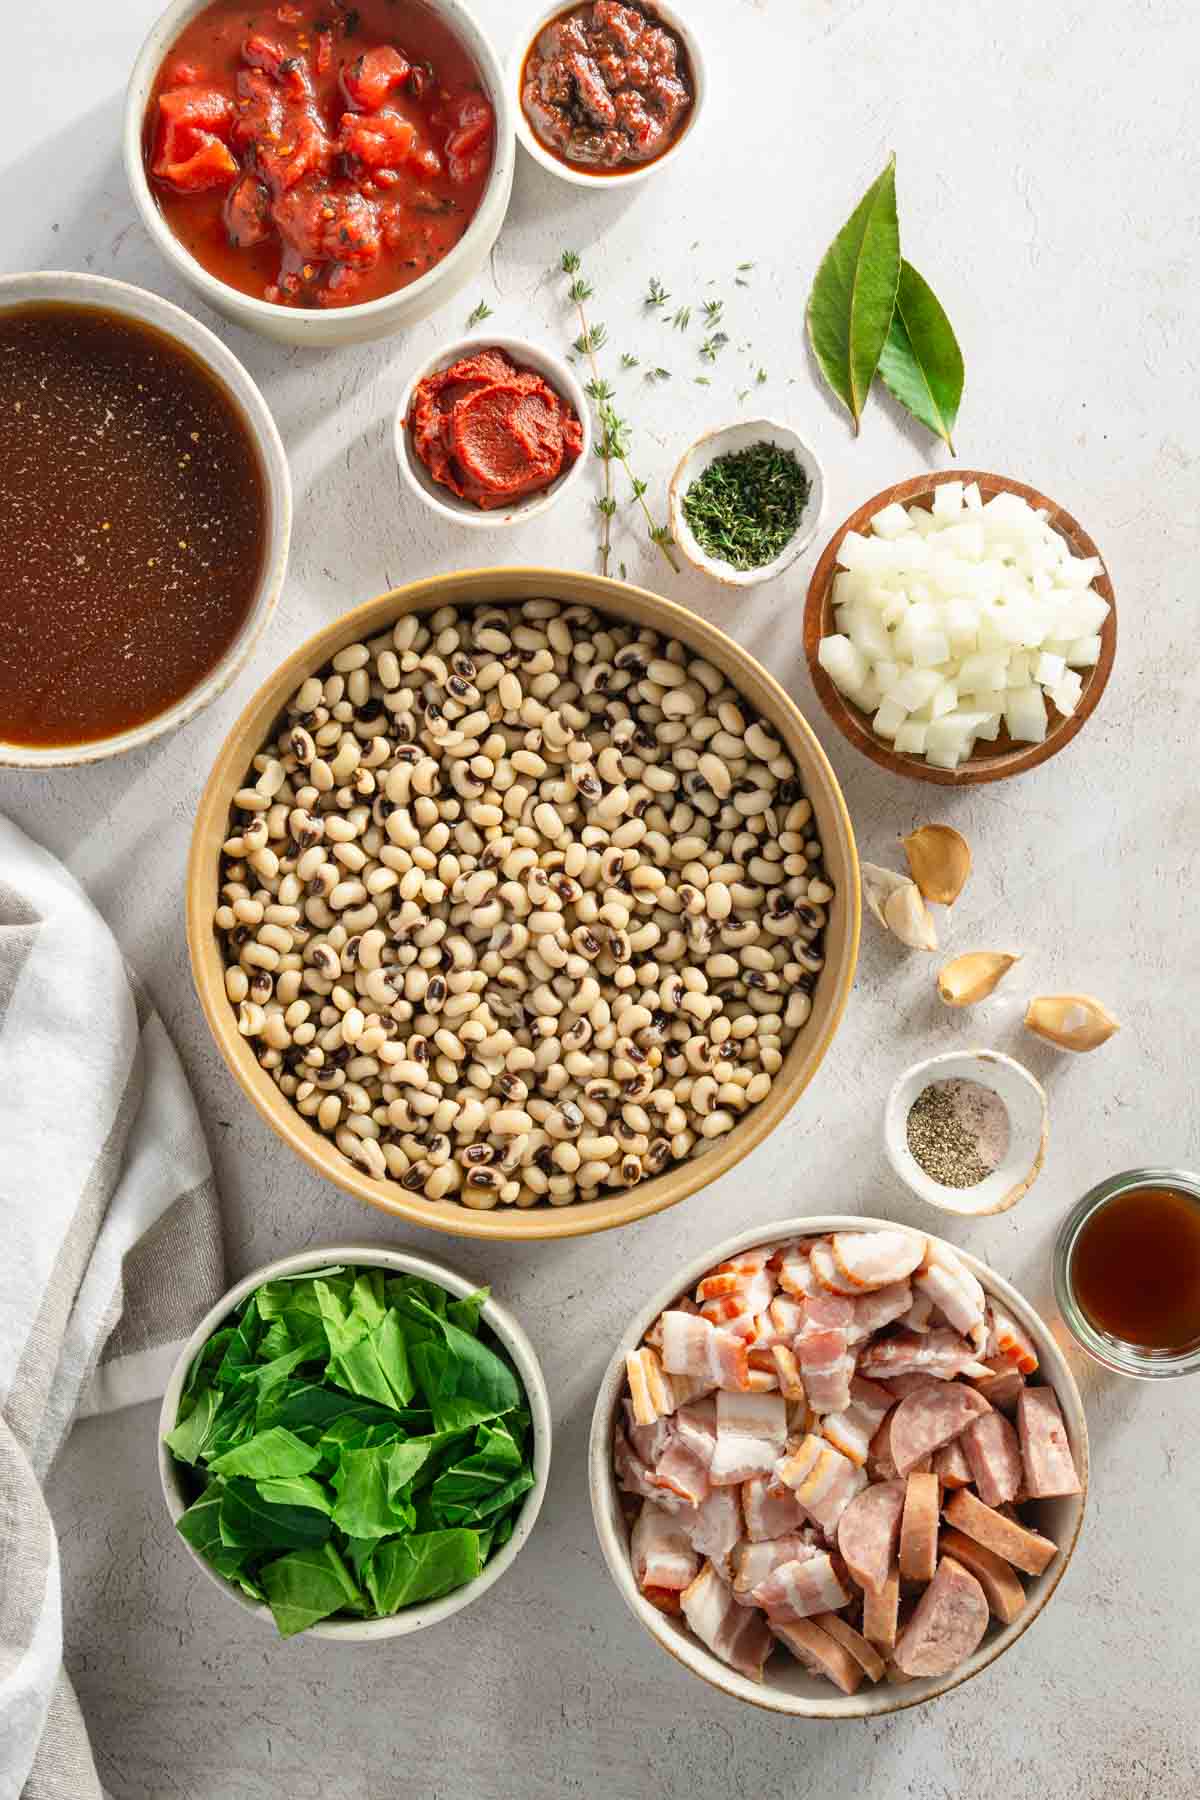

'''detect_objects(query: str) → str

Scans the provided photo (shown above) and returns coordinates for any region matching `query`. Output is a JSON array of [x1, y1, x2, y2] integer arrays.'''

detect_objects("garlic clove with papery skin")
[[902, 824, 972, 906], [1024, 993, 1120, 1052], [861, 863, 939, 951], [938, 952, 1022, 1006]]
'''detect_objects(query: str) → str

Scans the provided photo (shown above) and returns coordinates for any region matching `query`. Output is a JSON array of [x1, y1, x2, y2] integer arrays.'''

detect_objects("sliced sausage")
[[1017, 1386, 1082, 1498], [892, 1554, 989, 1678], [861, 1566, 900, 1651], [943, 1488, 1058, 1576], [772, 1617, 863, 1695], [970, 1358, 1026, 1414], [890, 1381, 992, 1478], [809, 1239, 862, 1296], [837, 1478, 905, 1595], [813, 1610, 886, 1682], [961, 1409, 1023, 1507], [898, 1471, 940, 1582], [830, 1229, 926, 1291], [932, 1438, 973, 1490], [940, 1527, 1026, 1625]]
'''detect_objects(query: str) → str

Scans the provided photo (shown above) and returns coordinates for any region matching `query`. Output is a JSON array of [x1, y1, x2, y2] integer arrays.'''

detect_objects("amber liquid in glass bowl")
[[1071, 1185, 1200, 1351]]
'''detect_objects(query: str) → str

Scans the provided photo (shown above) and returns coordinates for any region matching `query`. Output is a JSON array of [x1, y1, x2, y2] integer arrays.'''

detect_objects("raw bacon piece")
[[862, 1567, 900, 1651], [897, 1289, 938, 1334], [684, 1485, 742, 1567], [767, 1294, 806, 1341], [859, 1329, 990, 1382], [732, 1534, 819, 1597], [696, 1248, 776, 1318], [848, 1281, 913, 1342], [625, 1345, 675, 1425], [939, 1527, 1026, 1624], [970, 1357, 1026, 1414], [741, 1475, 807, 1542], [1017, 1387, 1082, 1498], [672, 1398, 717, 1468], [943, 1489, 1057, 1576], [624, 1401, 672, 1468], [892, 1555, 989, 1678], [648, 1439, 710, 1507], [680, 1562, 773, 1680], [795, 1295, 856, 1415], [898, 1471, 940, 1582], [778, 1241, 820, 1298], [614, 1427, 694, 1515], [709, 1391, 788, 1486], [988, 1304, 1040, 1374], [771, 1344, 806, 1401], [837, 1478, 905, 1595], [659, 1310, 751, 1390], [831, 1229, 926, 1291], [775, 1435, 866, 1536], [753, 1551, 852, 1620], [932, 1438, 973, 1490], [813, 1610, 886, 1682], [773, 1617, 863, 1694], [821, 1377, 895, 1467], [809, 1240, 861, 1296], [890, 1382, 992, 1478], [632, 1501, 699, 1594], [962, 1409, 1023, 1507], [915, 1242, 988, 1350]]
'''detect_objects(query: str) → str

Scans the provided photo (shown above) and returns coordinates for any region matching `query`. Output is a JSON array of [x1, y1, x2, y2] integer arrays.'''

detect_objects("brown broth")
[[1072, 1185, 1200, 1350], [0, 302, 266, 748]]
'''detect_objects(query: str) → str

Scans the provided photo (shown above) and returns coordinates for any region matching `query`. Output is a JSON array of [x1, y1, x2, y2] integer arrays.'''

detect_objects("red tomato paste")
[[408, 349, 583, 509], [145, 0, 495, 309], [521, 1, 692, 171]]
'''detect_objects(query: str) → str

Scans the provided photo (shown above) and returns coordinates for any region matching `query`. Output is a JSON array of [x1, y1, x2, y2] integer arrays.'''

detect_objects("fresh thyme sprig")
[[559, 250, 678, 576], [466, 298, 492, 327], [702, 298, 724, 327], [671, 305, 691, 332], [645, 278, 670, 308], [699, 331, 729, 363]]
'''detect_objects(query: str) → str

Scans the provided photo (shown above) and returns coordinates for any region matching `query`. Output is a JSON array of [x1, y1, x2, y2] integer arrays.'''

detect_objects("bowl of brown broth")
[[0, 272, 290, 767], [1054, 1168, 1200, 1378]]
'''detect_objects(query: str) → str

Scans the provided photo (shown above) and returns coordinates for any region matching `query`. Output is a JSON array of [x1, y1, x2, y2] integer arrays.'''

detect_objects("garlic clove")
[[902, 824, 972, 906], [938, 951, 1022, 1006], [1024, 993, 1120, 1052], [883, 881, 939, 951], [861, 863, 910, 930]]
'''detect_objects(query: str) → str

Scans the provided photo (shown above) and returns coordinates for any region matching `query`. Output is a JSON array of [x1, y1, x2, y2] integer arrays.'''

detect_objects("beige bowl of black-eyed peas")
[[188, 568, 860, 1241]]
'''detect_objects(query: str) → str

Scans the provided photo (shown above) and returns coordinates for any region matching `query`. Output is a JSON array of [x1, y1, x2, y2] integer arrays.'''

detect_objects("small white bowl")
[[124, 0, 515, 349], [0, 270, 290, 771], [590, 1214, 1088, 1718], [884, 1050, 1049, 1218], [159, 1243, 552, 1641], [668, 419, 825, 588], [394, 333, 592, 527], [508, 0, 706, 189]]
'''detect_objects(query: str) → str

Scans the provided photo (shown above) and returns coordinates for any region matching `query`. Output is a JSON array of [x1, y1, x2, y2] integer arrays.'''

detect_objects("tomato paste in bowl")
[[143, 0, 497, 311]]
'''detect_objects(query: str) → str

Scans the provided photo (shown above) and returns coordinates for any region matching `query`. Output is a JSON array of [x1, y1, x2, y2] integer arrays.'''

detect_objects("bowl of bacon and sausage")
[[590, 1217, 1087, 1716]]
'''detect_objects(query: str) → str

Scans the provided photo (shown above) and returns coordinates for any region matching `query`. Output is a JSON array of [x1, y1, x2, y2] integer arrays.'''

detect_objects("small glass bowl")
[[1053, 1167, 1200, 1379]]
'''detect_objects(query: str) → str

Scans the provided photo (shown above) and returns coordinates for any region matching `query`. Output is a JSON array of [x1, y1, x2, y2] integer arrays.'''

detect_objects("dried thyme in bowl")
[[681, 440, 811, 571]]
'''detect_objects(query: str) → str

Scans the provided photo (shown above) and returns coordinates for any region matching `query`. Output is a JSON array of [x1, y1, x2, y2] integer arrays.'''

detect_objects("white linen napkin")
[[0, 815, 226, 1800]]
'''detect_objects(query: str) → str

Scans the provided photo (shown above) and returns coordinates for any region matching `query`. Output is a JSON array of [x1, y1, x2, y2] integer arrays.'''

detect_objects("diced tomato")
[[166, 59, 206, 86], [232, 67, 284, 149], [410, 144, 443, 179], [156, 135, 239, 193], [339, 109, 417, 169], [224, 173, 272, 245], [447, 146, 488, 186], [341, 46, 411, 111], [277, 2, 303, 22], [153, 86, 235, 181], [253, 104, 333, 193], [242, 33, 313, 99], [444, 96, 492, 161], [315, 28, 333, 77], [270, 179, 382, 270]]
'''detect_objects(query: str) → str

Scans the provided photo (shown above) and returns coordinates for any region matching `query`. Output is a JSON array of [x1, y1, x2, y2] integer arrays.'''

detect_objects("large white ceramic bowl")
[[509, 0, 706, 189], [394, 332, 592, 527], [159, 1243, 552, 1640], [590, 1214, 1089, 1717], [124, 0, 516, 349], [0, 270, 290, 770]]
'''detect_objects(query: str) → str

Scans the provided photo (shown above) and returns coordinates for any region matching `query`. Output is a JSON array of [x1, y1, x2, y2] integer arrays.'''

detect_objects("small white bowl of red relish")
[[125, 0, 515, 347], [394, 335, 592, 527]]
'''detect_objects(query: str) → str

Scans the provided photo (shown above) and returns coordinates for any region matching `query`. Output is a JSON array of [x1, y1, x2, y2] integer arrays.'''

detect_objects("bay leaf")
[[807, 156, 900, 432], [877, 260, 964, 450]]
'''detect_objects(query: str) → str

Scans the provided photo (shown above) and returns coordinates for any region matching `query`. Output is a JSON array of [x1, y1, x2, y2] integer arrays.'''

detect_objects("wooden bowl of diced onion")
[[803, 472, 1117, 786]]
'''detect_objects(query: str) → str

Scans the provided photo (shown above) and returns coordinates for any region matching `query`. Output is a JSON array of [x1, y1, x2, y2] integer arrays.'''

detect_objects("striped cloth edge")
[[0, 815, 225, 1800]]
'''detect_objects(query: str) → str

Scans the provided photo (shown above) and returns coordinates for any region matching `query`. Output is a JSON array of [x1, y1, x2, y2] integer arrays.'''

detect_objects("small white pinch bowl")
[[590, 1214, 1087, 1718], [668, 419, 824, 588], [159, 1243, 552, 1641], [509, 0, 707, 189], [885, 1050, 1049, 1218], [394, 333, 591, 528]]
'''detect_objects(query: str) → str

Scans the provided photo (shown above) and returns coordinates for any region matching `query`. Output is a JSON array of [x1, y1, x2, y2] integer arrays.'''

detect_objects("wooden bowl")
[[803, 471, 1116, 786], [188, 567, 860, 1242], [590, 1214, 1089, 1717]]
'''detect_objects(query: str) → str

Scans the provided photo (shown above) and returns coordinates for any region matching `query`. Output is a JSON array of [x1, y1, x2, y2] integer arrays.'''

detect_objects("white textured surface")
[[5, 0, 1200, 1794]]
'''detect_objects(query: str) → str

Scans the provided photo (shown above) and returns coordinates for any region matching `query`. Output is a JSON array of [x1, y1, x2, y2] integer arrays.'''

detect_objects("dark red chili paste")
[[145, 0, 495, 309], [408, 349, 583, 509], [521, 1, 692, 172]]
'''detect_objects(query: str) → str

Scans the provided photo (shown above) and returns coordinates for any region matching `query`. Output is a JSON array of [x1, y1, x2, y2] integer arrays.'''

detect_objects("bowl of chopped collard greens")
[[669, 419, 824, 588], [158, 1246, 551, 1639]]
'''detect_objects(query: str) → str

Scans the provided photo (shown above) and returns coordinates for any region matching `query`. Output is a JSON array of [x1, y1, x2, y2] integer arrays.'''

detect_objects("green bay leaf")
[[806, 155, 901, 431], [877, 259, 964, 450]]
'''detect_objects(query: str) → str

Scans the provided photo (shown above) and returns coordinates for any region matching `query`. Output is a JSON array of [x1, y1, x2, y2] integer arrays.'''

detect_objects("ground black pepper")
[[906, 1078, 1010, 1189]]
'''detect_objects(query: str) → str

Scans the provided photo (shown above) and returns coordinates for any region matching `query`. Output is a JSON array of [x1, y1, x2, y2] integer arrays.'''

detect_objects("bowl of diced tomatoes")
[[125, 0, 515, 348]]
